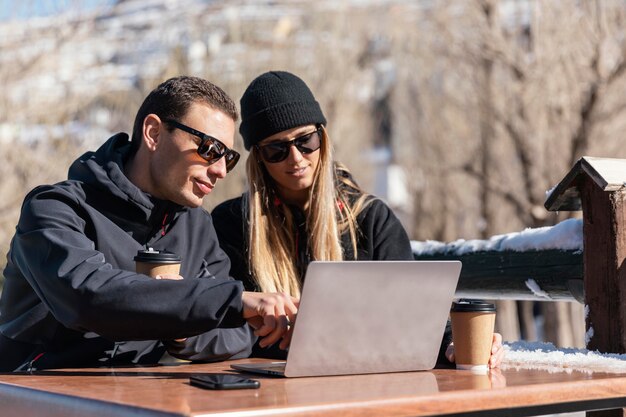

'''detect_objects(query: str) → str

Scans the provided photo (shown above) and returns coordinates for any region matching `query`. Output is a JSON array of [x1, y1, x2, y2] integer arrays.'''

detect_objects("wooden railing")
[[413, 248, 583, 302]]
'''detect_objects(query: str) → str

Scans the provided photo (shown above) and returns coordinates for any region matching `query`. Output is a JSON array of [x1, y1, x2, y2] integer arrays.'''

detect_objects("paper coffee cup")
[[134, 248, 181, 278], [450, 300, 496, 371]]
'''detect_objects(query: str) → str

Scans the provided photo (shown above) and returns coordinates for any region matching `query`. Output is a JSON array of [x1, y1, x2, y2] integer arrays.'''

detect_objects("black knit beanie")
[[239, 71, 327, 150]]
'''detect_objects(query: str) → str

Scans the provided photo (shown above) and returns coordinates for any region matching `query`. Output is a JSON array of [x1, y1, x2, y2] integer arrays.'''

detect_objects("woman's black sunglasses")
[[165, 119, 240, 172], [256, 126, 323, 163]]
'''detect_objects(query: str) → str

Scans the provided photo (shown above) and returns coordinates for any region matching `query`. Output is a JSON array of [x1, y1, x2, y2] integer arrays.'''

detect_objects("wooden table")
[[1, 359, 626, 417]]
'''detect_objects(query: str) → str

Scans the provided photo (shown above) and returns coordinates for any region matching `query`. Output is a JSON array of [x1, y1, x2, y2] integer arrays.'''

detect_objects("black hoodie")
[[0, 133, 253, 371]]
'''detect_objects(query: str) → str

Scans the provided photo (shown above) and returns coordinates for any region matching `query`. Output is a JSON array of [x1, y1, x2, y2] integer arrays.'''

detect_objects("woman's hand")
[[445, 332, 505, 368]]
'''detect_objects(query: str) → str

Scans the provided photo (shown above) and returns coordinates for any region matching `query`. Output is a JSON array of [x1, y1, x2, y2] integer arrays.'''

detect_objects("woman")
[[212, 71, 504, 366]]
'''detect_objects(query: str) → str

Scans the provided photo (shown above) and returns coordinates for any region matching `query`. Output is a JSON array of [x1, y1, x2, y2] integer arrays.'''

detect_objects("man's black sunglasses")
[[256, 126, 323, 163], [165, 119, 240, 172]]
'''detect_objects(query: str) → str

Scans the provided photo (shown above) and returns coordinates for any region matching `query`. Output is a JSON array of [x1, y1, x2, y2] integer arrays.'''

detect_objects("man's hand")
[[445, 332, 505, 368], [241, 291, 299, 350]]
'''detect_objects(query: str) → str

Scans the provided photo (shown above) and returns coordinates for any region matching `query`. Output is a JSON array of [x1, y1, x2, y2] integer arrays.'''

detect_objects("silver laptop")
[[231, 260, 461, 377]]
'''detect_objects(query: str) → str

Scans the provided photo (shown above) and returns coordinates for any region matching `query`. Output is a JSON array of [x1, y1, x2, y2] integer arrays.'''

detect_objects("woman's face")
[[257, 124, 322, 206]]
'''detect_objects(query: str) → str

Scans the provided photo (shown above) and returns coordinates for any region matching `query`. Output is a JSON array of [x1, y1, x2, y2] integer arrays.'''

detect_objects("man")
[[0, 76, 296, 371]]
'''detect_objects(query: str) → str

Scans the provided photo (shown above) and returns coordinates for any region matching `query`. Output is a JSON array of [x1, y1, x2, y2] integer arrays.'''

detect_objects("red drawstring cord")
[[26, 352, 45, 371], [161, 213, 168, 236]]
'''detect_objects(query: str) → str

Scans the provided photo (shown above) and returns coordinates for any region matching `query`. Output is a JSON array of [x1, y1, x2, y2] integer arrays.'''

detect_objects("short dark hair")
[[130, 76, 238, 154]]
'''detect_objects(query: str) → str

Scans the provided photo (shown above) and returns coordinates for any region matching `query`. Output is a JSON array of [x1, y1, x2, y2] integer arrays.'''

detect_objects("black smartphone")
[[189, 374, 260, 390]]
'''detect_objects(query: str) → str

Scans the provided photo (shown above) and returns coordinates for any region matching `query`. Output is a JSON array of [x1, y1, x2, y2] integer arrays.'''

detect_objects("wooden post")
[[580, 177, 626, 353], [546, 157, 626, 417]]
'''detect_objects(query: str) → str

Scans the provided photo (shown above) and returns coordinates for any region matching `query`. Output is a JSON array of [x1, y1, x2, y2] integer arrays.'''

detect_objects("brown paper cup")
[[136, 262, 180, 278], [134, 249, 181, 278], [450, 300, 496, 372]]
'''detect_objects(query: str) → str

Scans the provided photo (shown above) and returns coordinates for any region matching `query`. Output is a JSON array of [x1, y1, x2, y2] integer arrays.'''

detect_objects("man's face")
[[148, 102, 236, 208]]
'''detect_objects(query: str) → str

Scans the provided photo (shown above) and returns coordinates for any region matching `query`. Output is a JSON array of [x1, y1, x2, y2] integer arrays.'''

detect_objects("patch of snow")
[[503, 341, 626, 374], [412, 218, 583, 256], [545, 184, 557, 198], [525, 279, 551, 300], [585, 327, 594, 346]]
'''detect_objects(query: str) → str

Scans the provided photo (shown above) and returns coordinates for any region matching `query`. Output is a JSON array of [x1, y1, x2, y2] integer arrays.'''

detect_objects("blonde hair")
[[244, 127, 370, 297]]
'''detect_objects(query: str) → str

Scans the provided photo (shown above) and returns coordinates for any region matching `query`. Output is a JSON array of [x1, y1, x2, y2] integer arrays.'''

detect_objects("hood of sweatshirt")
[[67, 133, 185, 241]]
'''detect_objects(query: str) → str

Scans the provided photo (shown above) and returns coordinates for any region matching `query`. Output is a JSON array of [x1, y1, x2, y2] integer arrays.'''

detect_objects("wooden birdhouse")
[[545, 157, 626, 353]]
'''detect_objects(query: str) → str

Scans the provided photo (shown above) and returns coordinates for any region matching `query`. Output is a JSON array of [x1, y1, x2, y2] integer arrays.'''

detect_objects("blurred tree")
[[388, 0, 626, 347]]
